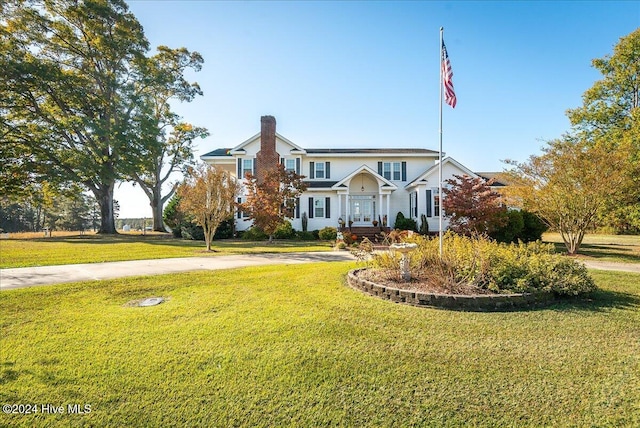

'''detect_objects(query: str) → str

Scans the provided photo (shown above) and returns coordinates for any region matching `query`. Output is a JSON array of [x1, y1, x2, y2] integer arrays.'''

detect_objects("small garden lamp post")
[[390, 243, 417, 281]]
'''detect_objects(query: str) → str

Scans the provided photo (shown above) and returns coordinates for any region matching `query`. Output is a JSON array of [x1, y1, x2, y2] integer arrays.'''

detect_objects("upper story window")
[[285, 159, 296, 172], [379, 161, 406, 181], [237, 158, 254, 179], [309, 161, 330, 179], [242, 159, 253, 178], [382, 162, 401, 180]]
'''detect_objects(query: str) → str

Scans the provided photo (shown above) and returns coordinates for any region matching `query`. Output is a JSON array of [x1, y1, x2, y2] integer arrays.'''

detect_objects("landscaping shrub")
[[214, 218, 234, 239], [371, 233, 596, 296], [181, 223, 204, 241], [274, 221, 296, 239], [318, 226, 338, 241], [489, 210, 547, 243], [491, 210, 524, 243], [521, 210, 548, 242], [163, 195, 183, 237], [394, 212, 417, 231], [241, 227, 268, 241], [296, 231, 316, 241]]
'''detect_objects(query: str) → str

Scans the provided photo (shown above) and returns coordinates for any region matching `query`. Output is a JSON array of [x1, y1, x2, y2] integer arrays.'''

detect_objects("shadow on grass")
[[546, 289, 640, 313], [0, 362, 19, 385], [17, 234, 201, 247], [548, 242, 640, 263], [143, 238, 331, 250], [577, 244, 640, 263]]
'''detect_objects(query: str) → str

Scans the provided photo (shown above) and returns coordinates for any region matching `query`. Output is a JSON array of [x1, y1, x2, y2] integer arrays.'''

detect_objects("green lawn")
[[0, 235, 332, 268], [1, 263, 638, 427], [543, 232, 640, 263]]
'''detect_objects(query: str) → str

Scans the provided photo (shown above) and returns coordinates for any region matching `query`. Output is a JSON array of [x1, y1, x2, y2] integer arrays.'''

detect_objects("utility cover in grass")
[[139, 297, 164, 307], [125, 297, 165, 307]]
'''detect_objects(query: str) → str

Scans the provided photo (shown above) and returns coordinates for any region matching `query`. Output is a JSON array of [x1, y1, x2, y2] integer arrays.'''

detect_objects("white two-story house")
[[201, 116, 499, 233]]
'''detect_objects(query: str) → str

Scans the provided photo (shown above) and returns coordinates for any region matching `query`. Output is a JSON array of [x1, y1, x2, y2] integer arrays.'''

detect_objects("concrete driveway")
[[0, 252, 356, 290], [2, 253, 637, 291]]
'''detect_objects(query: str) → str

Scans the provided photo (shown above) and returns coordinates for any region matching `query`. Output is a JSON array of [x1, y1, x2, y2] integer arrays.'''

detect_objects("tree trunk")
[[151, 188, 167, 232], [561, 229, 584, 255], [204, 223, 215, 251], [94, 183, 117, 234]]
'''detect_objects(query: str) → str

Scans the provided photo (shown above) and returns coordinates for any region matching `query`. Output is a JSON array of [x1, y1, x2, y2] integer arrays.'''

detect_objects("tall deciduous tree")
[[442, 174, 507, 236], [241, 165, 307, 243], [177, 164, 239, 251], [0, 0, 149, 233], [503, 137, 627, 255], [129, 47, 207, 232], [566, 28, 640, 231]]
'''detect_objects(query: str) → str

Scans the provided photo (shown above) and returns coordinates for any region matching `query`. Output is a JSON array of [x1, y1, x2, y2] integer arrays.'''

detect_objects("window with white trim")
[[434, 188, 441, 217], [314, 198, 324, 218], [315, 162, 325, 179], [242, 159, 253, 178], [285, 159, 296, 172], [237, 197, 249, 218], [382, 162, 401, 180]]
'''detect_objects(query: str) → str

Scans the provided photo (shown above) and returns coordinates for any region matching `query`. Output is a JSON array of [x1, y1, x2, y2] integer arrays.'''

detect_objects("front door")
[[350, 196, 375, 225]]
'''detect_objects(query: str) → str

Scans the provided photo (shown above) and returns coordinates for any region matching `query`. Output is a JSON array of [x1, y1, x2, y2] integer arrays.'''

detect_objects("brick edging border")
[[347, 268, 556, 311]]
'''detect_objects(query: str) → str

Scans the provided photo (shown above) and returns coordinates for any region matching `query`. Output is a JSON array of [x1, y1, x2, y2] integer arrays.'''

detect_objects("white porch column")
[[337, 193, 342, 222], [386, 194, 390, 227], [346, 192, 350, 223]]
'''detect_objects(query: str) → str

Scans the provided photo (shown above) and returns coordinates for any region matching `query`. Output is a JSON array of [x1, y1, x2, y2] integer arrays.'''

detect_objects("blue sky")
[[117, 0, 639, 218]]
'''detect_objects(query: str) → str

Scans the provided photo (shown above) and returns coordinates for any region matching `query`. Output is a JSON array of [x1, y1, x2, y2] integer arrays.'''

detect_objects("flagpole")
[[438, 27, 444, 258]]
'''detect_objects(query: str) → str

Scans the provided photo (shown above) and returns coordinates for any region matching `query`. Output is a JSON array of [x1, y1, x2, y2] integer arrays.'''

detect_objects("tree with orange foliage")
[[177, 164, 239, 251], [241, 164, 307, 243]]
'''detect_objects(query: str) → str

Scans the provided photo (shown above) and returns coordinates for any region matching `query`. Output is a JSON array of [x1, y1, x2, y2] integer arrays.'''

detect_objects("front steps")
[[340, 226, 390, 242]]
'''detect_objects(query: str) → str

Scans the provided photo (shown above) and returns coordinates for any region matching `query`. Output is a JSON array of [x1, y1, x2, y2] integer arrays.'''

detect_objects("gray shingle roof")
[[477, 172, 508, 187], [202, 148, 232, 157], [305, 148, 438, 154], [303, 181, 339, 188]]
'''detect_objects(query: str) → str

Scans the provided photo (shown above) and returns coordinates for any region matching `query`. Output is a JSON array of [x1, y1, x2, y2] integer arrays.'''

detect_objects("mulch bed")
[[356, 268, 497, 296]]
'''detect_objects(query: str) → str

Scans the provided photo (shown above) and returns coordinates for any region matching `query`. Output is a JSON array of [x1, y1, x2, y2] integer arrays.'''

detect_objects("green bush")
[[394, 212, 417, 231], [241, 227, 268, 241], [274, 221, 296, 239], [490, 210, 547, 243], [491, 210, 525, 243], [318, 226, 338, 241], [180, 223, 204, 241], [296, 231, 316, 241], [163, 195, 183, 238], [372, 233, 596, 296], [521, 210, 548, 242]]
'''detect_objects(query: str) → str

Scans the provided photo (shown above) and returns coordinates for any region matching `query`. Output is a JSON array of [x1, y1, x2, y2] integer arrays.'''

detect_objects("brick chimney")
[[255, 115, 279, 182]]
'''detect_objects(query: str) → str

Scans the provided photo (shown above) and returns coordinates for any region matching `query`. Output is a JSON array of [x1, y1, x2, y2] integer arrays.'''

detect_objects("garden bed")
[[348, 268, 556, 311]]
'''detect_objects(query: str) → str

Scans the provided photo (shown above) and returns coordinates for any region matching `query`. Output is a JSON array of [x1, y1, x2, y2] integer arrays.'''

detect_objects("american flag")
[[441, 40, 457, 108]]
